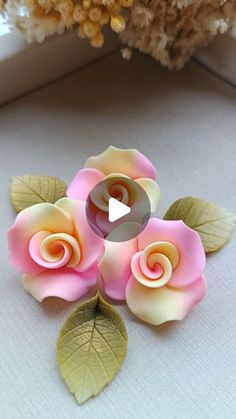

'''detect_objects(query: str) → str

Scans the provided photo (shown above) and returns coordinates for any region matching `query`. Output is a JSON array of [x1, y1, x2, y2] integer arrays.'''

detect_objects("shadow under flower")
[[40, 297, 76, 317]]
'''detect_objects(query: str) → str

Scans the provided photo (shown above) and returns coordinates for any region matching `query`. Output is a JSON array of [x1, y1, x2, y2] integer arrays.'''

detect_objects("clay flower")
[[67, 146, 160, 235], [8, 198, 104, 302], [99, 218, 207, 325]]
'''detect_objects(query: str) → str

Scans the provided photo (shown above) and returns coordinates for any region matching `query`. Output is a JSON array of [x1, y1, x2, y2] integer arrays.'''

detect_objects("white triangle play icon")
[[108, 198, 131, 223]]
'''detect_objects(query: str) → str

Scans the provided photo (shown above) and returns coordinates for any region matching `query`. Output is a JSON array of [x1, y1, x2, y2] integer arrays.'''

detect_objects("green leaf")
[[164, 197, 235, 253], [10, 175, 67, 212], [57, 293, 128, 405]]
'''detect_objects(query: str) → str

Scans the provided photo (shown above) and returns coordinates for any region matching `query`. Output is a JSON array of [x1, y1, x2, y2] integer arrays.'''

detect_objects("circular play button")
[[86, 175, 151, 242]]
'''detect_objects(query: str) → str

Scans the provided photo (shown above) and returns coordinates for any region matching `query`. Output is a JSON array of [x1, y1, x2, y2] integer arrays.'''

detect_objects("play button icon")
[[108, 198, 131, 222], [86, 175, 151, 242]]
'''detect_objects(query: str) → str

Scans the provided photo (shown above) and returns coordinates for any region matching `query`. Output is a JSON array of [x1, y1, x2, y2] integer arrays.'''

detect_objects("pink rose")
[[8, 198, 104, 302], [99, 218, 207, 325], [67, 145, 160, 213]]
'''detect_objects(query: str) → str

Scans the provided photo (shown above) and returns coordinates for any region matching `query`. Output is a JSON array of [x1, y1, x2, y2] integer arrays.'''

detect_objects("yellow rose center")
[[41, 233, 81, 268], [90, 173, 138, 212], [132, 241, 179, 288], [29, 231, 81, 269]]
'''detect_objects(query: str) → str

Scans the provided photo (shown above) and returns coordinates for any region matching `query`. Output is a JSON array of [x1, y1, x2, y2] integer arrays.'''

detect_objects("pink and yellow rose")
[[67, 145, 160, 213], [99, 218, 207, 325], [8, 147, 207, 326], [8, 198, 104, 302]]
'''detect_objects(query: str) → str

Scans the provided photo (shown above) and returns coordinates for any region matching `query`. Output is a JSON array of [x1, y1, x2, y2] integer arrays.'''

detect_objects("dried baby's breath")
[[6, 0, 134, 46], [3, 0, 236, 68], [120, 0, 236, 69]]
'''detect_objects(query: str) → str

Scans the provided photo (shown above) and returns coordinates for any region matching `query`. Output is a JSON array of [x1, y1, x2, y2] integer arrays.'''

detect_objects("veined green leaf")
[[10, 175, 67, 212], [57, 293, 128, 405], [164, 197, 235, 253]]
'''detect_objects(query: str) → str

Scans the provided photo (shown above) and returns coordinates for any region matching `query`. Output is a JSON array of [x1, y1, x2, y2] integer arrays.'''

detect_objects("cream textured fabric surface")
[[0, 52, 236, 419], [196, 35, 236, 87]]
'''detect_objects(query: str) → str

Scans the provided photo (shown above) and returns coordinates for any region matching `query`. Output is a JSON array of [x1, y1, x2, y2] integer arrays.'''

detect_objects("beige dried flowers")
[[6, 0, 133, 46], [3, 0, 236, 68], [0, 0, 5, 12], [120, 0, 236, 69]]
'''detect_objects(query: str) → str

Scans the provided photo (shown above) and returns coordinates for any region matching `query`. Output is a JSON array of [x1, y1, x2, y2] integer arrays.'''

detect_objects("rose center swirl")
[[29, 231, 81, 269], [90, 174, 138, 212], [131, 241, 180, 288]]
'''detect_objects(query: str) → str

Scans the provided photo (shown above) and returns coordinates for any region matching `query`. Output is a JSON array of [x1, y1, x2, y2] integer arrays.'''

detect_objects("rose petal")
[[99, 237, 138, 300], [135, 178, 160, 212], [126, 275, 207, 325], [138, 219, 206, 287], [85, 146, 157, 180], [67, 168, 105, 201], [56, 198, 104, 272], [105, 222, 143, 242], [8, 203, 73, 274], [23, 264, 98, 302]]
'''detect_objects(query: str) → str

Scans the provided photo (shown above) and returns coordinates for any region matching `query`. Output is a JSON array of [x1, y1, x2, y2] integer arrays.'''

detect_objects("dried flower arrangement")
[[1, 0, 236, 68]]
